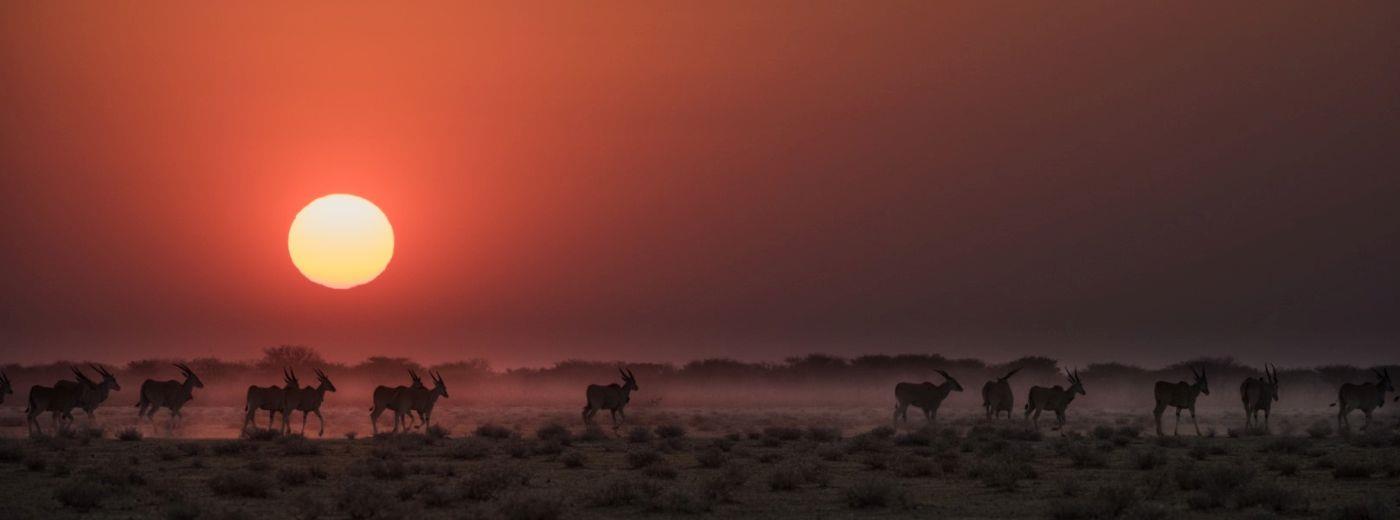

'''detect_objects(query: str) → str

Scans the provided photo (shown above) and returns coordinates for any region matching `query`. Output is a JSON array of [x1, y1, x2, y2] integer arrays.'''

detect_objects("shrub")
[[1130, 448, 1170, 470], [655, 424, 686, 439], [278, 436, 322, 456], [1265, 456, 1300, 476], [244, 428, 281, 441], [627, 448, 664, 469], [1324, 498, 1395, 520], [460, 462, 528, 501], [585, 475, 663, 507], [1332, 458, 1374, 479], [506, 439, 533, 459], [1094, 482, 1141, 517], [535, 423, 571, 443], [1068, 443, 1109, 468], [577, 425, 609, 442], [1259, 436, 1312, 455], [968, 455, 1036, 492], [561, 450, 586, 468], [652, 487, 713, 514], [0, 440, 21, 462], [54, 477, 114, 511], [277, 466, 317, 486], [23, 455, 47, 472], [643, 462, 679, 480], [1048, 498, 1104, 520], [165, 500, 201, 520], [1092, 425, 1116, 441], [355, 457, 407, 480], [892, 454, 938, 478], [700, 463, 750, 503], [117, 427, 143, 442], [1306, 420, 1333, 439], [474, 423, 515, 440], [845, 478, 909, 509], [212, 441, 255, 456], [1235, 480, 1307, 513], [337, 480, 391, 520], [497, 491, 565, 520], [845, 433, 893, 454], [806, 426, 841, 442], [448, 438, 493, 460], [866, 425, 896, 439], [695, 447, 726, 468], [209, 470, 272, 498], [763, 426, 804, 442], [425, 424, 451, 439]]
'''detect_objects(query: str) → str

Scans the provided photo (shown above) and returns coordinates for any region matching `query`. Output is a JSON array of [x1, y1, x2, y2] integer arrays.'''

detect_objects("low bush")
[[54, 477, 114, 511], [337, 480, 391, 520], [1130, 448, 1170, 470], [763, 426, 804, 442], [806, 426, 841, 443], [627, 448, 664, 469], [535, 423, 571, 444], [116, 427, 143, 442], [701, 463, 750, 503], [474, 423, 515, 440], [651, 487, 714, 514], [845, 478, 909, 509], [626, 426, 654, 443], [655, 424, 686, 439], [459, 462, 528, 501], [561, 450, 586, 468], [585, 475, 663, 507], [643, 462, 679, 480], [497, 491, 565, 520], [209, 470, 272, 498], [892, 454, 938, 478], [276, 466, 321, 486], [1067, 443, 1109, 468], [1265, 456, 1301, 476], [1234, 480, 1308, 513], [1306, 420, 1333, 440], [447, 438, 493, 460], [695, 447, 726, 468], [1331, 458, 1374, 479]]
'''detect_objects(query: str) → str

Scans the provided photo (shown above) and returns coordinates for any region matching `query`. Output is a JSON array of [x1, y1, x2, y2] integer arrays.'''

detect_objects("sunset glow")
[[288, 194, 394, 289]]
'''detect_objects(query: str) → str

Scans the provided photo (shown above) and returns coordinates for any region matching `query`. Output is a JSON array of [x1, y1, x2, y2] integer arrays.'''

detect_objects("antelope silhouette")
[[893, 369, 963, 425], [1153, 366, 1209, 436]]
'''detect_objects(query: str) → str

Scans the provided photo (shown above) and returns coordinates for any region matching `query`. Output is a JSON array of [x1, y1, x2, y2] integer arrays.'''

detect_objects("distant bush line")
[[1, 345, 1394, 409]]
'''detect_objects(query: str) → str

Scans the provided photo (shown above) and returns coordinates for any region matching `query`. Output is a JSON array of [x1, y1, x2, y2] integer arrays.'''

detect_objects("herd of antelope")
[[3, 364, 1397, 438]]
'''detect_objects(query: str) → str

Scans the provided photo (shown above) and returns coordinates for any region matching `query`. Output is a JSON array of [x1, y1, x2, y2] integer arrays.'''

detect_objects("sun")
[[288, 194, 395, 289]]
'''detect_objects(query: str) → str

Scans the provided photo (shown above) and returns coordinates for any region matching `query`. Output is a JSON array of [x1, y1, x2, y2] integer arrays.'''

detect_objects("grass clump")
[[337, 480, 392, 520], [460, 462, 528, 501], [535, 423, 572, 444], [845, 478, 909, 509], [626, 426, 654, 443], [627, 448, 664, 469], [1130, 447, 1170, 470], [497, 490, 565, 520], [585, 475, 663, 507], [474, 423, 515, 440], [448, 438, 493, 460], [209, 469, 272, 498], [655, 424, 687, 439], [116, 427, 143, 442], [701, 463, 751, 503], [54, 477, 115, 511], [561, 450, 586, 468]]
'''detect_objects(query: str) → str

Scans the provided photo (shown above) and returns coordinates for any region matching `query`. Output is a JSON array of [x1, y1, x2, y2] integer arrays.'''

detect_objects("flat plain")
[[1, 406, 1398, 519]]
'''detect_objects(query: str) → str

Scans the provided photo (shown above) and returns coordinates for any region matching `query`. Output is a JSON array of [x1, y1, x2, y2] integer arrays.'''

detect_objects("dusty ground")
[[1, 406, 1398, 519]]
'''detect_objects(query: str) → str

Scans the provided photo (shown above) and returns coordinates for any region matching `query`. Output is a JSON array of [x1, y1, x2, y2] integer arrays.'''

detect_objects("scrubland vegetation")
[[1, 407, 1399, 519]]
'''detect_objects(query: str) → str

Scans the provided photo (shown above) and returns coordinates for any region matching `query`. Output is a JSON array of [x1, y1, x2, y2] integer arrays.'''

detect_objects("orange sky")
[[2, 2, 1399, 367]]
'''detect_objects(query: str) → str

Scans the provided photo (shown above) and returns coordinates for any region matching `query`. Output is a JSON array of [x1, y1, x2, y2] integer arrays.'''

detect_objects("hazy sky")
[[2, 3, 1398, 368]]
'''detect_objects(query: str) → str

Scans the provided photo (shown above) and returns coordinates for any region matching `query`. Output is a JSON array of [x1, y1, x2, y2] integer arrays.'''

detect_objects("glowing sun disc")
[[288, 194, 394, 289]]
